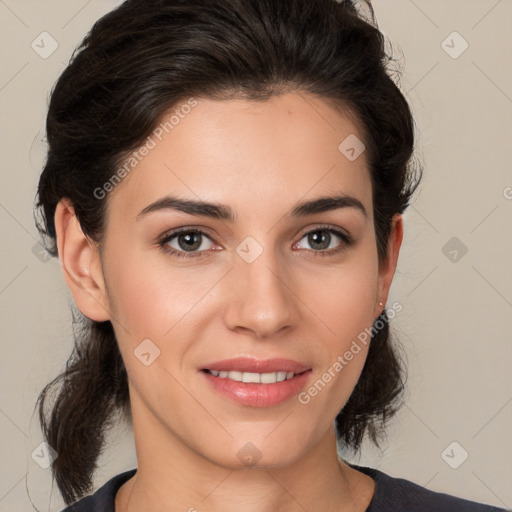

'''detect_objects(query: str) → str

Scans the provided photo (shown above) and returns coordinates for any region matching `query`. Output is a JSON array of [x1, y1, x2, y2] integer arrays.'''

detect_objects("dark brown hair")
[[35, 0, 422, 504]]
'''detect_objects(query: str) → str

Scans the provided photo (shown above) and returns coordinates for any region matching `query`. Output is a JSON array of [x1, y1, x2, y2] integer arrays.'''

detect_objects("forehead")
[[106, 92, 372, 222]]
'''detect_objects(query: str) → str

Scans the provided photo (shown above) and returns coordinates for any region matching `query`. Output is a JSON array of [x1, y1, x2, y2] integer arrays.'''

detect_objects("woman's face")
[[68, 91, 401, 469]]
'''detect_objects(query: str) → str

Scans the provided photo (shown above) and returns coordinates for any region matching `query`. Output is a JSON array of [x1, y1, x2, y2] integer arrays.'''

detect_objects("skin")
[[54, 91, 403, 512]]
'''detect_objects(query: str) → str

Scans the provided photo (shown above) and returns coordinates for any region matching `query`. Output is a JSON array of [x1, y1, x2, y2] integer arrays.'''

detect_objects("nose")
[[223, 248, 301, 339]]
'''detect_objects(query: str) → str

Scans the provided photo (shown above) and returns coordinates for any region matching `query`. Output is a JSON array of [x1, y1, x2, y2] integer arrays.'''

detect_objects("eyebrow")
[[137, 193, 367, 221]]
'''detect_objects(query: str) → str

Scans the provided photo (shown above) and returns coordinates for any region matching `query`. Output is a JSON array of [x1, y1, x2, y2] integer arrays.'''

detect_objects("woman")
[[34, 0, 507, 510]]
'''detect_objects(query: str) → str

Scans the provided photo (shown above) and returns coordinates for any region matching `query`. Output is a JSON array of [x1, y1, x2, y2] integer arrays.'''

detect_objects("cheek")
[[103, 243, 213, 338], [302, 246, 379, 340], [324, 269, 377, 339], [297, 245, 378, 407], [102, 243, 227, 388]]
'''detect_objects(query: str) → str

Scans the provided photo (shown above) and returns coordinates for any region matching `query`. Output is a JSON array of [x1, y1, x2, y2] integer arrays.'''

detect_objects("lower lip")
[[201, 370, 312, 407]]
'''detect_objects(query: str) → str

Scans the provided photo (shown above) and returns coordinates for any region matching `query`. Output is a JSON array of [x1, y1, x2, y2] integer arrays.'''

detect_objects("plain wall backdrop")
[[0, 0, 511, 510]]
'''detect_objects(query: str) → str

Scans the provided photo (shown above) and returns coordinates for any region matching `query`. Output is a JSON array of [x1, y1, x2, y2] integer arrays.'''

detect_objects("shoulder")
[[353, 465, 509, 512], [58, 469, 137, 512]]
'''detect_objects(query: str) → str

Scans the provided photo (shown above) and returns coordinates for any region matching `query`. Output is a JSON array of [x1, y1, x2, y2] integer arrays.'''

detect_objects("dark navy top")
[[59, 466, 509, 511]]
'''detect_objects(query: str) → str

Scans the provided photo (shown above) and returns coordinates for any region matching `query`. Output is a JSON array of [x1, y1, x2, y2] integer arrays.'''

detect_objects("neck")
[[116, 393, 375, 512]]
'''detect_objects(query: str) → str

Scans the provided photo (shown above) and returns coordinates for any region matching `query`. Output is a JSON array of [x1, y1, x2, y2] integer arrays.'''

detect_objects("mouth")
[[199, 357, 312, 407]]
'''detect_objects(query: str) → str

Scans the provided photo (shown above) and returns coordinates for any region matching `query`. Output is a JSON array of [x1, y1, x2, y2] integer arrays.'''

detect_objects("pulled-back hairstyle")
[[34, 0, 422, 505]]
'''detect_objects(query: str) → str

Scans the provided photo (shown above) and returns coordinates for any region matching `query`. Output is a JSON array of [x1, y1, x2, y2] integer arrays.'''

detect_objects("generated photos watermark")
[[93, 97, 198, 200], [298, 301, 403, 405]]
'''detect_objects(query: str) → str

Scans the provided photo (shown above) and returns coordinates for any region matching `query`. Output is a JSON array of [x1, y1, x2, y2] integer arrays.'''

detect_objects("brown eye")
[[294, 226, 353, 257], [306, 230, 334, 250], [173, 231, 203, 252], [159, 228, 216, 259]]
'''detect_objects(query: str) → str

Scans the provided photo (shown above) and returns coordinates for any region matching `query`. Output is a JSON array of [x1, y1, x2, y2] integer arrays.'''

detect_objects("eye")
[[158, 225, 354, 260], [158, 228, 216, 259], [293, 226, 353, 257]]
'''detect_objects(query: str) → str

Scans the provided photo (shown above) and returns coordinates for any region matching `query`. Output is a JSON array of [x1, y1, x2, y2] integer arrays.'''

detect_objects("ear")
[[54, 199, 111, 322], [374, 213, 403, 317]]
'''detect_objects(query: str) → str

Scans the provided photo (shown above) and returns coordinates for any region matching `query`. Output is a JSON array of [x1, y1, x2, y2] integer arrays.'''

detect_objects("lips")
[[200, 357, 312, 407]]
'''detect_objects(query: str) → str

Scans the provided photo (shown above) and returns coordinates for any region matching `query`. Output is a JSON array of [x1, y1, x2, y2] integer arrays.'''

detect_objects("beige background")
[[0, 0, 511, 510]]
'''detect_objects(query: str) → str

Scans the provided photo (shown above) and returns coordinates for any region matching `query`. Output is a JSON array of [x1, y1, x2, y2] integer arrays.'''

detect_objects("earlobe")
[[375, 213, 404, 317], [54, 199, 111, 322]]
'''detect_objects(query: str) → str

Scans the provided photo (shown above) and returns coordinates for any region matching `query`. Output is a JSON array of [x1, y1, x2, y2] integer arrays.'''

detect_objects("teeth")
[[207, 370, 297, 383], [242, 372, 260, 383]]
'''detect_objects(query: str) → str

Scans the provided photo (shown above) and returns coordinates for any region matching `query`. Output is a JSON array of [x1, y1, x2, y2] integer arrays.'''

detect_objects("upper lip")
[[201, 357, 311, 374]]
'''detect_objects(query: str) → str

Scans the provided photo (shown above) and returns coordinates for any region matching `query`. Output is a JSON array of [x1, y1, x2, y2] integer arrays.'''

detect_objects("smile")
[[204, 369, 299, 383], [201, 368, 312, 407]]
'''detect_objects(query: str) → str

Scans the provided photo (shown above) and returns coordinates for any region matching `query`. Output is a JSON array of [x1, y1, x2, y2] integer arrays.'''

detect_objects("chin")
[[197, 434, 310, 471]]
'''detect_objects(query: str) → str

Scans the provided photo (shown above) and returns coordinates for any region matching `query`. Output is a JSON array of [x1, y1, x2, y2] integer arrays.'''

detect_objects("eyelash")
[[157, 224, 354, 260]]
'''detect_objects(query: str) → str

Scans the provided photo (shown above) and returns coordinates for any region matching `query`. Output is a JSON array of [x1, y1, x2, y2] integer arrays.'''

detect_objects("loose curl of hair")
[[34, 0, 422, 505]]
